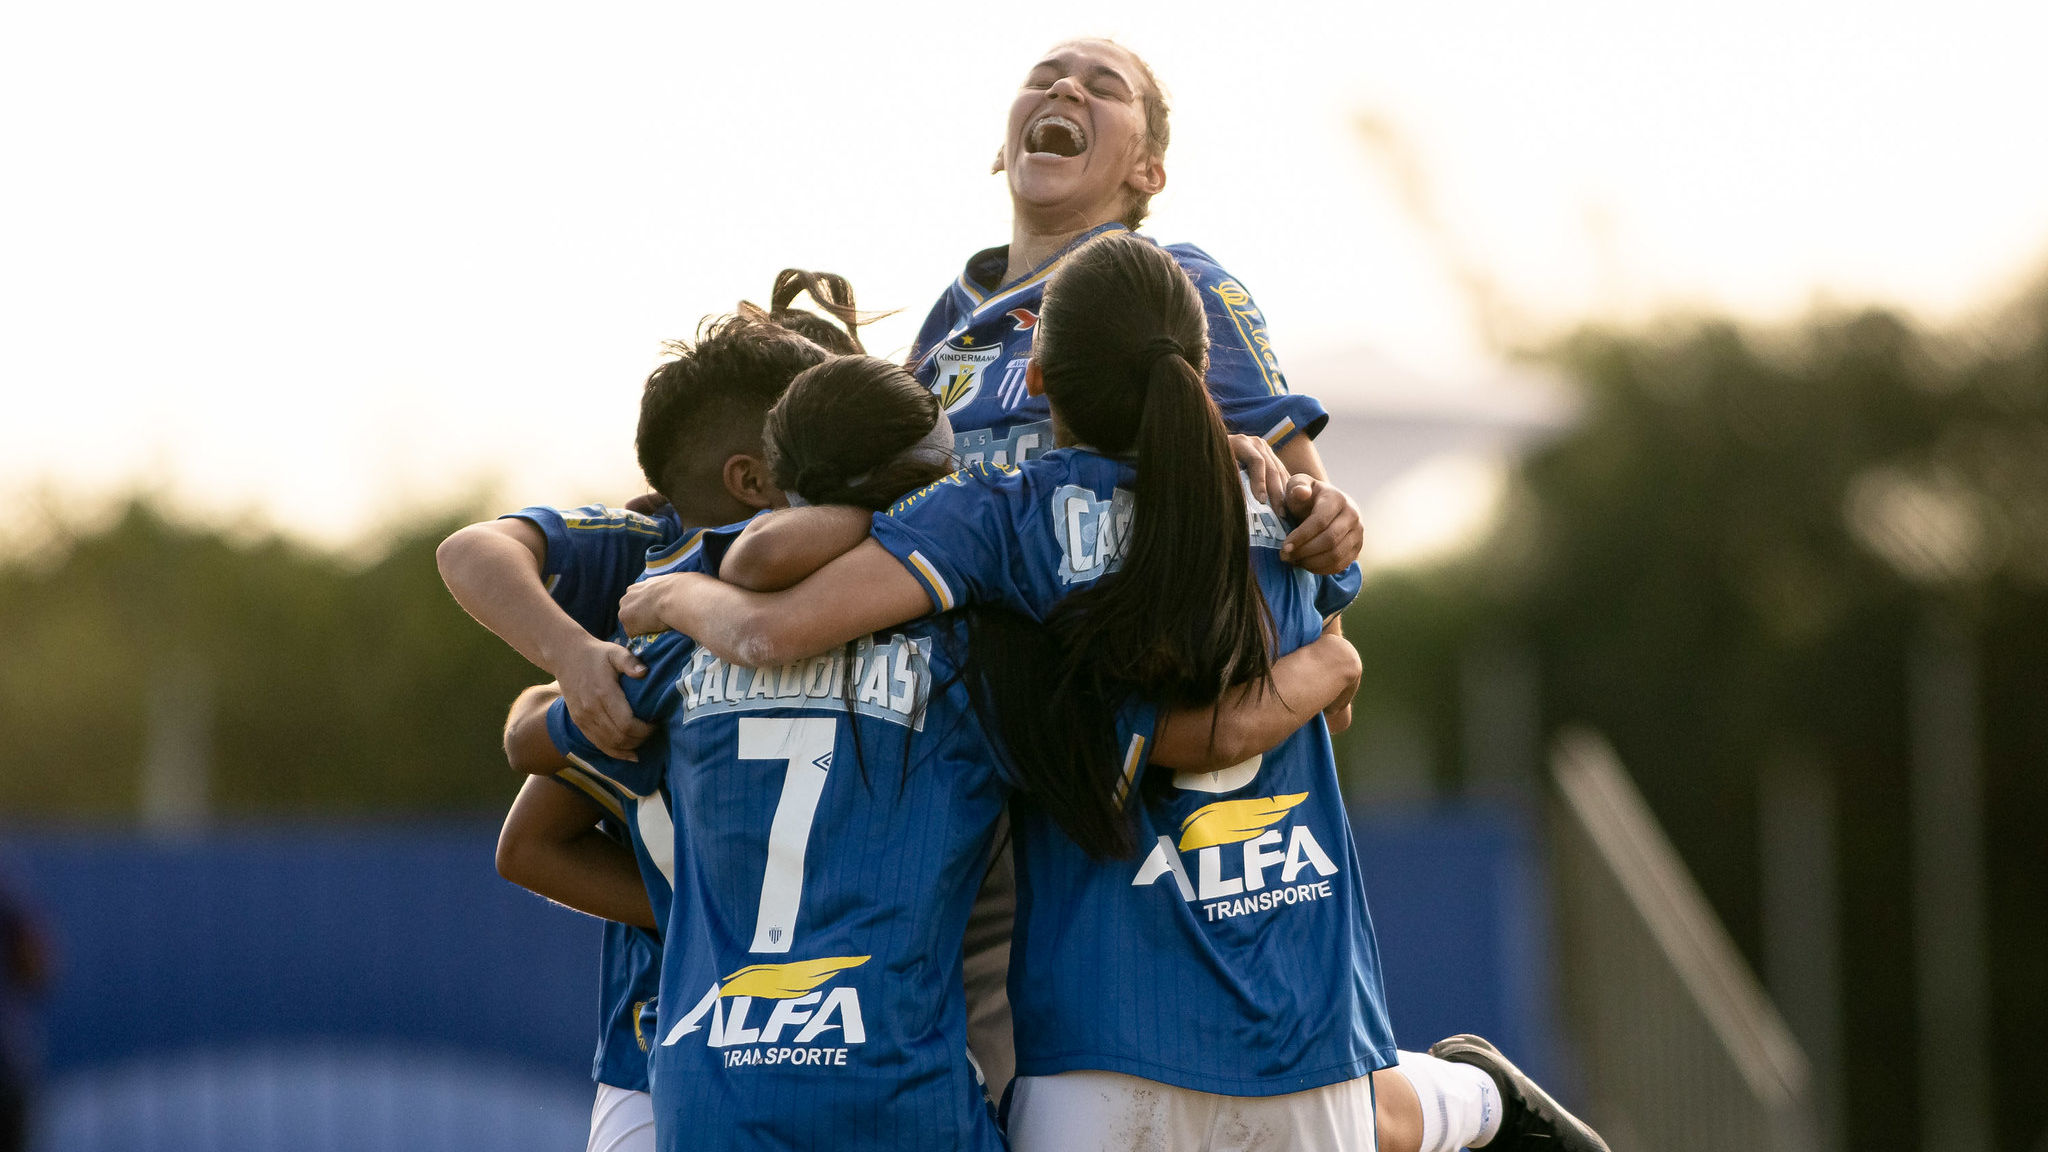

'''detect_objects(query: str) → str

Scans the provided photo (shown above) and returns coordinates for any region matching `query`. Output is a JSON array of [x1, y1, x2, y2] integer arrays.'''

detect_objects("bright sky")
[[5, 0, 2046, 552]]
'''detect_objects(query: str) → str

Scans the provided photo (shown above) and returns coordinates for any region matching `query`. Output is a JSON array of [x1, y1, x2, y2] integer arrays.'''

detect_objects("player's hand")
[[1228, 434, 1290, 508], [623, 492, 671, 517], [616, 572, 703, 639], [556, 636, 651, 761], [1279, 475, 1364, 574], [1317, 617, 1360, 735]]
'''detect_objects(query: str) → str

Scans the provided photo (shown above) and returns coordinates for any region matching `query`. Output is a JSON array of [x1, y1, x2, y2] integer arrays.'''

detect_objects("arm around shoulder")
[[1151, 632, 1361, 770], [720, 506, 876, 592]]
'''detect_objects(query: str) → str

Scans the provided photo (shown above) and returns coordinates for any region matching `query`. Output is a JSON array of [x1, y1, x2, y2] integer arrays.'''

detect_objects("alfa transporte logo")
[[931, 340, 1000, 413], [665, 955, 872, 1066], [1132, 793, 1341, 922]]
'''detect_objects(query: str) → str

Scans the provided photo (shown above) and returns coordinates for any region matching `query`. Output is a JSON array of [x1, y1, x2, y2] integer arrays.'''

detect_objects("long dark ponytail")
[[971, 233, 1273, 858], [1038, 232, 1271, 702]]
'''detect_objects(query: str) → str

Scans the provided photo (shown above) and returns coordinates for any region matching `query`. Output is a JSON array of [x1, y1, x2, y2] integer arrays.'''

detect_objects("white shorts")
[[588, 1082, 655, 1152], [1008, 1069, 1378, 1152]]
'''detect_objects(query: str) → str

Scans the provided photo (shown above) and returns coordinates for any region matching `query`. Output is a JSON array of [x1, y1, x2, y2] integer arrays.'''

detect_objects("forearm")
[[437, 522, 594, 674], [497, 777, 657, 928], [1276, 433, 1328, 482], [1152, 634, 1360, 769], [629, 541, 932, 667], [721, 506, 874, 592]]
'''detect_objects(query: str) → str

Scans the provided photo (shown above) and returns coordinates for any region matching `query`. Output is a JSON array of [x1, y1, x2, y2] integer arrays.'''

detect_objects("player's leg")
[[587, 1082, 655, 1152], [1425, 1035, 1609, 1152], [1380, 1037, 1609, 1152]]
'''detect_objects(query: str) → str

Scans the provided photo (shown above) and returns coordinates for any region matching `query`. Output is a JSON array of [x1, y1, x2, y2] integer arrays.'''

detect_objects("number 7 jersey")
[[548, 526, 1018, 1152]]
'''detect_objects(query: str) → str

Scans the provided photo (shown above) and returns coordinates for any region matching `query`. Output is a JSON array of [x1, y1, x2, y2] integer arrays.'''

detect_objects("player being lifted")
[[625, 233, 1609, 1152], [500, 347, 1363, 1149], [913, 37, 1330, 501]]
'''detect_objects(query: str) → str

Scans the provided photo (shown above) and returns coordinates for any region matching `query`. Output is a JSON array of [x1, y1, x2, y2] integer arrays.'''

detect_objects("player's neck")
[[1003, 212, 1117, 287], [668, 491, 754, 533]]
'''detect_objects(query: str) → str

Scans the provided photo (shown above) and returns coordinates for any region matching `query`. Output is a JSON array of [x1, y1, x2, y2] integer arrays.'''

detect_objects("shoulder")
[[555, 503, 670, 537], [883, 460, 1023, 519], [1157, 241, 1238, 288], [640, 516, 747, 579]]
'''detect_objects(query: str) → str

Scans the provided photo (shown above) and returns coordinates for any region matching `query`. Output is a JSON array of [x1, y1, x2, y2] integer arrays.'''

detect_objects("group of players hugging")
[[436, 36, 1611, 1152]]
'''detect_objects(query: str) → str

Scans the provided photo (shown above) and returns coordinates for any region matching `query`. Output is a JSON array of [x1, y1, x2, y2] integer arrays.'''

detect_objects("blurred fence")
[[1550, 730, 1816, 1151], [4, 804, 1564, 1150]]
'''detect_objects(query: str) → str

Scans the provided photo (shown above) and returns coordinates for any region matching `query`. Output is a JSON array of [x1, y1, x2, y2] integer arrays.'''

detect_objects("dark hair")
[[763, 356, 953, 510], [978, 231, 1272, 857], [635, 314, 828, 503]]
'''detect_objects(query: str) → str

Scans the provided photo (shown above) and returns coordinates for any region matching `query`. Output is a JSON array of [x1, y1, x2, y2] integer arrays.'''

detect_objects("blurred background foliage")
[[1, 272, 2044, 1149], [1330, 269, 2048, 1152], [0, 506, 539, 817]]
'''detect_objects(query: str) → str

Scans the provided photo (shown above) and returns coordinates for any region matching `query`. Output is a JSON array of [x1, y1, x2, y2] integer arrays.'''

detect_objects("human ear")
[[1025, 359, 1045, 397], [1129, 154, 1165, 197], [722, 453, 780, 511]]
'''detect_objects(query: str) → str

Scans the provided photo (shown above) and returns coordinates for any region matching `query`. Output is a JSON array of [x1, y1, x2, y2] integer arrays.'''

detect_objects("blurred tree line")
[[0, 505, 541, 817], [1, 271, 2043, 1149], [1331, 271, 2048, 1151]]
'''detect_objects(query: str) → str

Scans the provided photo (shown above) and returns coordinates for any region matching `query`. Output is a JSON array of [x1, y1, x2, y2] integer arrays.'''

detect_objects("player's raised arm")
[[438, 517, 652, 760]]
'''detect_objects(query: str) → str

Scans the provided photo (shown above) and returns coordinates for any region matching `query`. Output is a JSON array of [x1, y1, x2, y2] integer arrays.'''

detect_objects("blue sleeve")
[[541, 629, 696, 796], [501, 503, 677, 637], [1168, 245, 1329, 448], [866, 464, 1032, 617], [551, 762, 631, 824], [1314, 563, 1363, 620]]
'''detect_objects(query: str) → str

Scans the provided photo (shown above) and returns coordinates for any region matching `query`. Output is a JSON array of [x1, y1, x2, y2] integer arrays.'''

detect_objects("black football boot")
[[1427, 1034, 1612, 1151]]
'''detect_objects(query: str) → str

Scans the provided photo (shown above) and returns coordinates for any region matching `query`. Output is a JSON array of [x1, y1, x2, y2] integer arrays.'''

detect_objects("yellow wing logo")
[[720, 955, 870, 1000], [939, 366, 977, 409], [1178, 793, 1308, 851]]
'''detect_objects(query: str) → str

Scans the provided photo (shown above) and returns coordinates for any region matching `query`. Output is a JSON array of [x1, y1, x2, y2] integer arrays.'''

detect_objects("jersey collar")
[[951, 221, 1131, 315]]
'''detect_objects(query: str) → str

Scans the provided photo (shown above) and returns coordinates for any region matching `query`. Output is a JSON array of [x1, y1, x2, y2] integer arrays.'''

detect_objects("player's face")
[[1001, 41, 1164, 228]]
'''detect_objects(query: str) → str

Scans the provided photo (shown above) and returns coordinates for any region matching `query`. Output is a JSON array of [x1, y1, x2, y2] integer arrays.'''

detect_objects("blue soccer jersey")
[[552, 764, 665, 1091], [503, 502, 684, 640], [543, 524, 744, 936], [549, 526, 1015, 1152], [909, 223, 1328, 468], [502, 500, 689, 1093], [868, 449, 1398, 1096]]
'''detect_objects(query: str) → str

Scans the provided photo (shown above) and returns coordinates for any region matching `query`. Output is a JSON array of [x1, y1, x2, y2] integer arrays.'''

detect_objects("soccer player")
[[439, 307, 841, 1152], [502, 350, 1364, 1151], [913, 38, 1335, 501], [624, 234, 1607, 1152]]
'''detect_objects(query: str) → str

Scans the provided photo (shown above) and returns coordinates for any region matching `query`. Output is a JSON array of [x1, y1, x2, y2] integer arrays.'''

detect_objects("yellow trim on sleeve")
[[1113, 733, 1147, 806], [555, 763, 627, 823], [905, 550, 954, 611]]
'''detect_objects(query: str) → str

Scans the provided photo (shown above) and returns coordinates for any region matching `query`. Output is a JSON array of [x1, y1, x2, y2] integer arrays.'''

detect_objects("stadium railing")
[[1548, 729, 1818, 1152]]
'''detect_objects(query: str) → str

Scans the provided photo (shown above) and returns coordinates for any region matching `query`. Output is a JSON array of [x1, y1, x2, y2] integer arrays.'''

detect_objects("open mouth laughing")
[[1024, 114, 1088, 158]]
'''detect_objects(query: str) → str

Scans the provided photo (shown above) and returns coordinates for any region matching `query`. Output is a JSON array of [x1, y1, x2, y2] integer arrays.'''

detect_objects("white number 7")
[[740, 716, 838, 954]]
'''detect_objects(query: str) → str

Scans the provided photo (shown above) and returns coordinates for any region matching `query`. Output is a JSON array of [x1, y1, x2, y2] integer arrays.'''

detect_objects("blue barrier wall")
[[2, 804, 1554, 1147], [3, 823, 597, 1077]]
